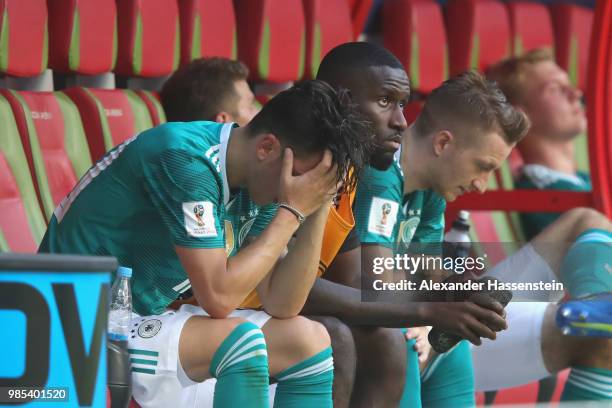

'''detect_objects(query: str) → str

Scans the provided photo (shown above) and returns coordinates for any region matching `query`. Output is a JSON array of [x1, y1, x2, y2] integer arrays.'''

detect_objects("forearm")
[[215, 209, 299, 310], [261, 205, 330, 316], [302, 277, 432, 327]]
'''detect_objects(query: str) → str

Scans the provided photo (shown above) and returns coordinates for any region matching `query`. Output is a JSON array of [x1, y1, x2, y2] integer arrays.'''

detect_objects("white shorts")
[[129, 304, 272, 408], [471, 301, 551, 391], [487, 243, 563, 301]]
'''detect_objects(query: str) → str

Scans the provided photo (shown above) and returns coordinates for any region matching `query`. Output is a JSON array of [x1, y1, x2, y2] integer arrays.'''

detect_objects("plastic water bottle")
[[443, 210, 471, 264], [108, 266, 132, 341]]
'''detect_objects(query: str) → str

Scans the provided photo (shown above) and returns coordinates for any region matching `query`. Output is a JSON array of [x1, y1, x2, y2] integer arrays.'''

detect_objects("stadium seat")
[[134, 90, 166, 127], [234, 0, 306, 82], [0, 0, 48, 77], [47, 0, 117, 75], [115, 0, 180, 77], [1, 89, 92, 220], [383, 0, 447, 94], [347, 0, 375, 39], [0, 95, 46, 252], [506, 1, 554, 56], [63, 88, 154, 162], [302, 0, 353, 79], [179, 0, 237, 64], [549, 3, 593, 92], [446, 0, 511, 75]]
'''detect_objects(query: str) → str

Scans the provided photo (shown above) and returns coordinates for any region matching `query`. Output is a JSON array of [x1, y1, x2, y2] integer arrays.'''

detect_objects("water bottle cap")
[[117, 266, 132, 278], [458, 210, 470, 220]]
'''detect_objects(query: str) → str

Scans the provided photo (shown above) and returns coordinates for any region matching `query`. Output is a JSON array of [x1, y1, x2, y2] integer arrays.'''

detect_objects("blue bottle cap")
[[117, 266, 132, 278]]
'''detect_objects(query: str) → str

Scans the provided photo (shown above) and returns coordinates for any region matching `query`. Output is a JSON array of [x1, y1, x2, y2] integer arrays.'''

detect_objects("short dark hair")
[[247, 80, 374, 192], [316, 42, 405, 85], [414, 71, 530, 145], [160, 57, 249, 122]]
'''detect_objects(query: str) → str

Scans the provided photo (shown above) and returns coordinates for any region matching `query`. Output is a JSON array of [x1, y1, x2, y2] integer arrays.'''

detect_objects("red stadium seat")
[[0, 0, 48, 77], [115, 0, 180, 77], [179, 0, 237, 64], [506, 1, 554, 56], [63, 88, 154, 162], [302, 0, 353, 79], [383, 0, 447, 94], [549, 4, 593, 92], [1, 89, 92, 220], [47, 0, 117, 75], [135, 90, 166, 127], [446, 0, 511, 75], [348, 0, 374, 39], [0, 94, 46, 252], [234, 0, 305, 82]]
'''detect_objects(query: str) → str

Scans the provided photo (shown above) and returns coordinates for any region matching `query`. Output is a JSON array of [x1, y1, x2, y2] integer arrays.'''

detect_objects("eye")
[[399, 99, 407, 109], [378, 97, 390, 107]]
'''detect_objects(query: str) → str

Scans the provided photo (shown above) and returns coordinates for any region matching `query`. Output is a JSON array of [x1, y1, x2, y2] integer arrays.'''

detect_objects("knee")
[[359, 328, 407, 380], [284, 316, 332, 359], [563, 207, 610, 240], [315, 316, 354, 352]]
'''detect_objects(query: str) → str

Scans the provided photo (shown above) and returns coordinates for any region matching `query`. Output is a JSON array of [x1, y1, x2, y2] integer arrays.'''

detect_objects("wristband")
[[278, 203, 306, 225]]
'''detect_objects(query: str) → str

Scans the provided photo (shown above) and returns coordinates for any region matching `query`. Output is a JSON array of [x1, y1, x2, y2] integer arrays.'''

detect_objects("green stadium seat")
[[0, 95, 46, 252], [63, 88, 154, 162], [1, 89, 92, 221]]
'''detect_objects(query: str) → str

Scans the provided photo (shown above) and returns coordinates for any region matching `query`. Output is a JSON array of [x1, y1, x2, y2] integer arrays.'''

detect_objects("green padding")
[[311, 23, 322, 77], [574, 132, 590, 173], [173, 17, 180, 70], [470, 35, 480, 70], [297, 29, 305, 79], [9, 91, 55, 220], [42, 22, 48, 72], [191, 14, 202, 61], [1, 8, 9, 71], [568, 35, 579, 87], [0, 96, 46, 246], [443, 44, 449, 80], [80, 88, 115, 152], [231, 28, 237, 60], [514, 36, 523, 56], [124, 90, 154, 132], [55, 92, 92, 180], [112, 20, 118, 69], [0, 230, 8, 252], [134, 11, 143, 75], [139, 90, 167, 124], [258, 20, 271, 80], [410, 31, 420, 89], [69, 9, 80, 71]]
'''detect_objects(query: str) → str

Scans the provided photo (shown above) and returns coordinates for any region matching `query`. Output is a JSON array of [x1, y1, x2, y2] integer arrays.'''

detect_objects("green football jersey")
[[353, 158, 446, 254], [39, 121, 276, 315], [516, 164, 591, 240]]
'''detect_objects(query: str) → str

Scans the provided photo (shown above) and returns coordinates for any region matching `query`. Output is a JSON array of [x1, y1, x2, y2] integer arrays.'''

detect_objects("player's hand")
[[278, 148, 338, 217], [405, 326, 432, 363], [424, 301, 507, 346]]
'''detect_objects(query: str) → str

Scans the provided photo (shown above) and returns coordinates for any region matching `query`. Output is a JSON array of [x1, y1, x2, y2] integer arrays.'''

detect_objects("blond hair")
[[486, 48, 555, 105]]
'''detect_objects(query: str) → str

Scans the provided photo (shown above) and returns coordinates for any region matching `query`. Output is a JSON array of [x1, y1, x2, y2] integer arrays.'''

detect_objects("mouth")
[[381, 134, 402, 151]]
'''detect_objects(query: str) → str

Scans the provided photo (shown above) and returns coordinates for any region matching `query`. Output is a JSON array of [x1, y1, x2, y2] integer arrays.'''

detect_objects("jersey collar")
[[219, 123, 235, 205]]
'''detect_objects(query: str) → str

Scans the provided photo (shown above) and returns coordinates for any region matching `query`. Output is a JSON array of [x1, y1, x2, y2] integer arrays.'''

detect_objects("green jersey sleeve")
[[144, 148, 225, 249], [353, 165, 403, 248]]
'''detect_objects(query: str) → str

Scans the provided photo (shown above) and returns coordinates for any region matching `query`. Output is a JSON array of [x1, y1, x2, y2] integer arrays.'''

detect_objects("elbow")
[[199, 294, 236, 319]]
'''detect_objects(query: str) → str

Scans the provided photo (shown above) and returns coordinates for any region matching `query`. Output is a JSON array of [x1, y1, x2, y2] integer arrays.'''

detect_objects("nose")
[[568, 85, 583, 102], [390, 104, 408, 131], [472, 178, 486, 194]]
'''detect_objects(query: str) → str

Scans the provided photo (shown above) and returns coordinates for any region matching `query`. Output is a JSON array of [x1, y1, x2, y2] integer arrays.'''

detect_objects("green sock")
[[561, 366, 612, 401], [209, 321, 269, 407], [400, 333, 422, 408], [561, 229, 612, 298], [420, 341, 475, 408], [273, 347, 334, 408]]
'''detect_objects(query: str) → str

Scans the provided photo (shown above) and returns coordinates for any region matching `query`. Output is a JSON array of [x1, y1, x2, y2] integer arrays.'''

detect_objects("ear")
[[432, 130, 453, 156], [215, 111, 233, 124], [255, 133, 282, 161]]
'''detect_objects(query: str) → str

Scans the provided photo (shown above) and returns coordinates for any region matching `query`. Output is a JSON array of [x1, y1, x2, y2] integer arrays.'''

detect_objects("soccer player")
[[38, 80, 373, 407], [488, 48, 590, 240], [466, 49, 612, 401], [390, 71, 611, 403], [160, 57, 258, 126]]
